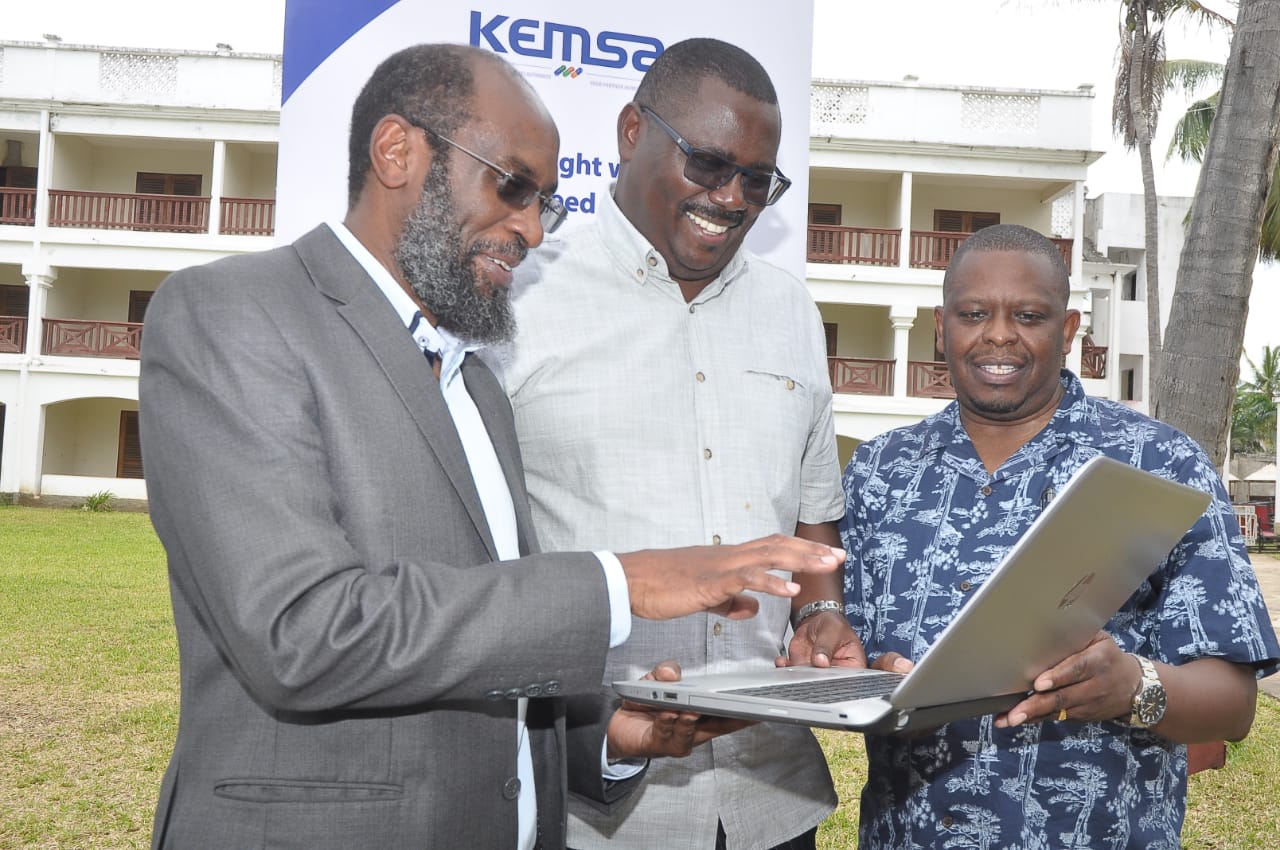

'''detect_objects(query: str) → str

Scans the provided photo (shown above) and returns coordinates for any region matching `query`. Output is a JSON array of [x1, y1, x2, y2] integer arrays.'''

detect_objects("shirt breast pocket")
[[739, 367, 814, 452]]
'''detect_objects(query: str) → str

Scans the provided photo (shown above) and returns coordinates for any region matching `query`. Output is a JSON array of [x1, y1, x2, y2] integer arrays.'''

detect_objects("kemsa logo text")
[[470, 12, 664, 72]]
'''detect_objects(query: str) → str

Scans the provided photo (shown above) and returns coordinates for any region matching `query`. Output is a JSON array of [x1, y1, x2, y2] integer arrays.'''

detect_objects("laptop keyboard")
[[723, 671, 904, 704]]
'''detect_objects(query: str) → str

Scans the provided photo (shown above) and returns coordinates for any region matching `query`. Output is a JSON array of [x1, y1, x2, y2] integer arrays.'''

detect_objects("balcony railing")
[[829, 356, 894, 395], [1081, 343, 1107, 379], [40, 190, 275, 235], [49, 190, 210, 233], [809, 225, 899, 266], [221, 197, 276, 235], [907, 360, 956, 398], [0, 188, 36, 226], [42, 318, 142, 359], [808, 226, 1073, 273], [0, 316, 26, 352]]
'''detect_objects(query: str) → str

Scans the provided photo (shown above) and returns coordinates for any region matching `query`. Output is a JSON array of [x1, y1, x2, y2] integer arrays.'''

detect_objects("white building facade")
[[3, 41, 1167, 500], [0, 40, 279, 502]]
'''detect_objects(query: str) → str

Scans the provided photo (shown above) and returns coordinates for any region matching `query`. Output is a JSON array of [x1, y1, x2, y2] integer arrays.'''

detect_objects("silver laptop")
[[613, 455, 1211, 735]]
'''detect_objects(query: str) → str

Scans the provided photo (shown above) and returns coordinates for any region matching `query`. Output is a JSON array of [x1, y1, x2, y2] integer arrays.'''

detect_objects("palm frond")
[[1164, 59, 1225, 96], [1165, 92, 1219, 162]]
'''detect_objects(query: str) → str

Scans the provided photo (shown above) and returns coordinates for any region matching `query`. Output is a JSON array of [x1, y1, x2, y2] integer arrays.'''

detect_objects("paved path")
[[1250, 552, 1280, 699]]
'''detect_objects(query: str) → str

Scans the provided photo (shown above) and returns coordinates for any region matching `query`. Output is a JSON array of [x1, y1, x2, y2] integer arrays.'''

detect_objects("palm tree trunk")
[[1153, 0, 1280, 467], [1128, 13, 1164, 405]]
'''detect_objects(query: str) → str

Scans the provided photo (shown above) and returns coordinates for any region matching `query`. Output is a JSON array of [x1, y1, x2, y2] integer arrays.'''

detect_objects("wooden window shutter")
[[117, 410, 144, 479], [171, 174, 202, 196], [136, 173, 167, 194], [128, 290, 153, 324], [809, 203, 841, 225], [935, 210, 965, 232], [971, 212, 1001, 232], [135, 173, 202, 195], [0, 284, 29, 318], [935, 209, 1001, 232]]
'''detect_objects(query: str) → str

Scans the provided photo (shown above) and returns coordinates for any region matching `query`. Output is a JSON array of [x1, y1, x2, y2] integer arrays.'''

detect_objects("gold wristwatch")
[[1129, 654, 1167, 728]]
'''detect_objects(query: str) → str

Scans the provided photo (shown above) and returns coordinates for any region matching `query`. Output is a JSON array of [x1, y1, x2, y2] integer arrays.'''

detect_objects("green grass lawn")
[[2, 505, 1277, 848]]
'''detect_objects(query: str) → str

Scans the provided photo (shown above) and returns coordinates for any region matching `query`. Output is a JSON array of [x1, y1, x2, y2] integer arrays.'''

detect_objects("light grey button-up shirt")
[[492, 193, 843, 849]]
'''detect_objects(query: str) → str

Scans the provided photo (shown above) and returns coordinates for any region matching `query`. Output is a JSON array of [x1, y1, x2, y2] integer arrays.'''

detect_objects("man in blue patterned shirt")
[[840, 223, 1280, 849]]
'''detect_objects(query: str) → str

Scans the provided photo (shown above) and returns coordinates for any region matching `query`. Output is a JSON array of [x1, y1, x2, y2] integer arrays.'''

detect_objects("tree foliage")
[[1232, 346, 1280, 454]]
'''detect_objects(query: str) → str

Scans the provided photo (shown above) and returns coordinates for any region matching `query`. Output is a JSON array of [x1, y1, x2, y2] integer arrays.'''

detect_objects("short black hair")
[[347, 44, 507, 208], [633, 37, 778, 113], [942, 224, 1071, 306]]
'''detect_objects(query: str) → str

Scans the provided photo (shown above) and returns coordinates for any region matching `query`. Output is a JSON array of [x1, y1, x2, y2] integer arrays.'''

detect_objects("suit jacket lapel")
[[462, 355, 539, 557], [293, 226, 500, 560]]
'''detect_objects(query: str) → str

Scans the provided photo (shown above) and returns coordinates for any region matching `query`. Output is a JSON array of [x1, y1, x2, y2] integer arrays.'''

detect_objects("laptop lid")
[[613, 455, 1211, 734]]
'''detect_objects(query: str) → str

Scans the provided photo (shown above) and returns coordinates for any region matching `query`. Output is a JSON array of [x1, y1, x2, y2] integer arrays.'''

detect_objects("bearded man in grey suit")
[[140, 44, 844, 850]]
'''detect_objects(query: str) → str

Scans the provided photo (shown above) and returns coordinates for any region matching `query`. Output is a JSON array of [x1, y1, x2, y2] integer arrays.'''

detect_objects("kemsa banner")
[[276, 0, 815, 278]]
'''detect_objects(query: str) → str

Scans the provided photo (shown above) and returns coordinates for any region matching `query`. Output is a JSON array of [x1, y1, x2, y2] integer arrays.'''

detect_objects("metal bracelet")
[[791, 599, 843, 629]]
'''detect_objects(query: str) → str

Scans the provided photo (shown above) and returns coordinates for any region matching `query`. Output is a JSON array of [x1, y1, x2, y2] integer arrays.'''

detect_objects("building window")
[[1122, 270, 1138, 301], [117, 410, 144, 479], [128, 290, 153, 324], [824, 322, 838, 357], [135, 172, 203, 230], [934, 210, 1000, 233], [0, 283, 28, 318], [809, 204, 842, 261]]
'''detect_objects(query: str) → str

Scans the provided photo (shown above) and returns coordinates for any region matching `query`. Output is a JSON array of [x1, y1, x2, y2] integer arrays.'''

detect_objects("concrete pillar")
[[898, 172, 913, 270], [209, 139, 226, 235], [890, 305, 916, 398]]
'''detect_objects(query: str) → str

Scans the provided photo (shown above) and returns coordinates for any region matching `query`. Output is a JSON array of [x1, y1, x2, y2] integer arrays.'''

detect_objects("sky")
[[5, 0, 1276, 369]]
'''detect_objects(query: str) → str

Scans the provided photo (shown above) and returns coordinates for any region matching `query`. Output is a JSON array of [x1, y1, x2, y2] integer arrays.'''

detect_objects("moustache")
[[681, 200, 745, 229]]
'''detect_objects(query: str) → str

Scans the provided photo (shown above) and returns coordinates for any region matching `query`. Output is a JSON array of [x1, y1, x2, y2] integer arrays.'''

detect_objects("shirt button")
[[635, 268, 644, 278], [941, 816, 954, 828], [713, 623, 723, 637], [503, 778, 521, 800], [505, 688, 522, 700], [959, 580, 972, 592], [647, 255, 658, 267], [696, 371, 706, 383], [785, 378, 795, 390], [688, 304, 696, 314], [703, 448, 713, 460], [712, 534, 722, 545], [484, 689, 504, 701], [980, 485, 993, 496], [544, 680, 562, 695]]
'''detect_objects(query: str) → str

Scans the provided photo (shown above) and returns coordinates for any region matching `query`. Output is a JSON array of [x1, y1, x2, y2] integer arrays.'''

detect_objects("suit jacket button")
[[484, 690, 504, 701], [544, 680, 562, 695], [525, 683, 543, 697], [505, 688, 523, 700], [503, 777, 521, 800]]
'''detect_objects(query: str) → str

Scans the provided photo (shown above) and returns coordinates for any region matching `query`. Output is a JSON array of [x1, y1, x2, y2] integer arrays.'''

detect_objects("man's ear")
[[616, 102, 643, 164], [1062, 309, 1083, 355], [368, 115, 422, 191]]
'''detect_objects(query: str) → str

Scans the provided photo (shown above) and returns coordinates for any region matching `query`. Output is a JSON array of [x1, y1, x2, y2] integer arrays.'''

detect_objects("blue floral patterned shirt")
[[840, 371, 1280, 850]]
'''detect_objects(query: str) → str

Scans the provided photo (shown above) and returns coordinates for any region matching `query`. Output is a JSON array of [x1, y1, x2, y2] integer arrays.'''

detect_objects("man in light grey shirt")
[[496, 39, 863, 850]]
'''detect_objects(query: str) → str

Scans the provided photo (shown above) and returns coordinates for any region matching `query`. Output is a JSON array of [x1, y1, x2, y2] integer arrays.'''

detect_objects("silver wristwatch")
[[1129, 654, 1167, 728], [791, 599, 843, 629]]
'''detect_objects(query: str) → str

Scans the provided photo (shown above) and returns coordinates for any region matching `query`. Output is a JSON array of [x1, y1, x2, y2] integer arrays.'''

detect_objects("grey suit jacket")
[[141, 225, 634, 849]]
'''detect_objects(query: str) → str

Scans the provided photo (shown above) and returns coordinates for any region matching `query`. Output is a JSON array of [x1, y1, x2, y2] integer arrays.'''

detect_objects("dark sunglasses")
[[412, 123, 567, 234], [638, 105, 791, 207]]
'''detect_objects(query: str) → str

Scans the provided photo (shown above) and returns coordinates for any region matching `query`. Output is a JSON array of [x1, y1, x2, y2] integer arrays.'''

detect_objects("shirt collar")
[[327, 221, 480, 387], [594, 188, 748, 300], [917, 370, 1092, 477]]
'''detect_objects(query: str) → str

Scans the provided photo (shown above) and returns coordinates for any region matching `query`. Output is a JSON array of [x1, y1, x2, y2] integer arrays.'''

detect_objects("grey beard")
[[394, 164, 517, 345]]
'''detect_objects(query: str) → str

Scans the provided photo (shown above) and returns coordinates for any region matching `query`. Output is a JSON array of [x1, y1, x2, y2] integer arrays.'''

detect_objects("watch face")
[[1136, 685, 1167, 726]]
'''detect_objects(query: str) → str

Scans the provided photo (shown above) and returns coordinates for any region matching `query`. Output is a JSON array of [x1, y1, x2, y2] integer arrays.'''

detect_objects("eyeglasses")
[[639, 106, 791, 207], [412, 123, 567, 234]]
